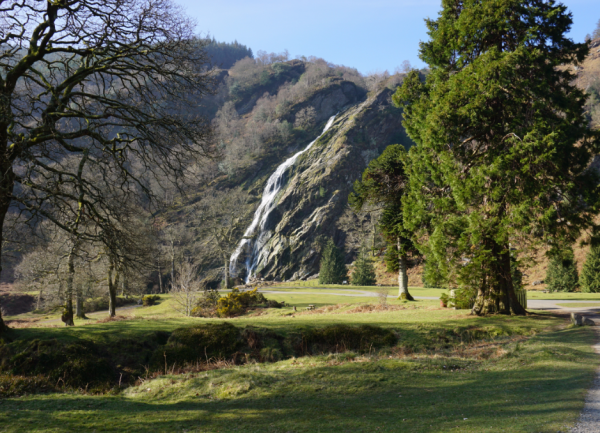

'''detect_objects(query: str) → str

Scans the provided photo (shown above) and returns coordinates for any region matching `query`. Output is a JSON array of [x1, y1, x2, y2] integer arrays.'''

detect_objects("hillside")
[[162, 38, 600, 289]]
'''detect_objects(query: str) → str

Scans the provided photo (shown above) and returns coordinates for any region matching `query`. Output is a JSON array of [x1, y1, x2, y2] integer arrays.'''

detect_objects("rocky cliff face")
[[244, 87, 411, 281]]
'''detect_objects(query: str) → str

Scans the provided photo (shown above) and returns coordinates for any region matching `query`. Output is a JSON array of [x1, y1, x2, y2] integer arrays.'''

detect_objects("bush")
[[351, 247, 376, 286], [142, 295, 161, 307], [191, 290, 221, 317], [216, 288, 272, 318], [580, 245, 600, 293], [216, 293, 244, 318], [545, 248, 579, 292], [319, 239, 348, 284]]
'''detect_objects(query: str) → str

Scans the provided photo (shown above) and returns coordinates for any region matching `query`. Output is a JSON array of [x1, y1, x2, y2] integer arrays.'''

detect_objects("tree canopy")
[[395, 0, 600, 315], [0, 0, 216, 333]]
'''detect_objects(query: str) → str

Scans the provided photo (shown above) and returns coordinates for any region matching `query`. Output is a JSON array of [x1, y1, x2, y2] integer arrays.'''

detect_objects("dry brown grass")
[[4, 318, 42, 328], [94, 315, 132, 324], [295, 303, 411, 316]]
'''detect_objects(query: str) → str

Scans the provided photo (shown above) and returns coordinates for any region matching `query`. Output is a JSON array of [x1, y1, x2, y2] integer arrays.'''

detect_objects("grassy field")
[[0, 289, 598, 432]]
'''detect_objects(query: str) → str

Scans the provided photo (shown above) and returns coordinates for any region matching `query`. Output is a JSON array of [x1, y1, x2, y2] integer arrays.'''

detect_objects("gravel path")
[[571, 321, 600, 433]]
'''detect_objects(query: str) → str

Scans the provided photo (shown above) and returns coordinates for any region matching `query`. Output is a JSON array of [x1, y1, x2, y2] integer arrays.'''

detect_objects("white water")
[[229, 115, 337, 282]]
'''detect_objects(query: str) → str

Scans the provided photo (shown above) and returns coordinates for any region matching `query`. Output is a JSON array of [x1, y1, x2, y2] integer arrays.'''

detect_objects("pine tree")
[[351, 247, 377, 286], [545, 248, 579, 293], [349, 145, 417, 300], [395, 0, 600, 315], [580, 246, 600, 293], [319, 239, 348, 284]]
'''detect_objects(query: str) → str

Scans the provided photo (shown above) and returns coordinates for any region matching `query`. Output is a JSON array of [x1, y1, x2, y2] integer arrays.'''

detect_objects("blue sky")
[[175, 0, 600, 74]]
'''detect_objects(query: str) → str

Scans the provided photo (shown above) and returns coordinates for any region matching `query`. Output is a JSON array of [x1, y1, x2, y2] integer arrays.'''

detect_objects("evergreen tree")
[[546, 248, 579, 292], [351, 246, 377, 286], [395, 0, 600, 315], [319, 239, 348, 284], [580, 245, 600, 293], [422, 258, 446, 289], [350, 145, 416, 300]]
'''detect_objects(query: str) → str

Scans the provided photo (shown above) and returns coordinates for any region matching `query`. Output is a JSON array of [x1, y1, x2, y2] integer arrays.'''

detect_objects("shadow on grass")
[[1, 326, 595, 433]]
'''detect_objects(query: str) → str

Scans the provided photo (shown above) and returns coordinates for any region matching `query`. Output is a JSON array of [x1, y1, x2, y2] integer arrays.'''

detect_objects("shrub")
[[191, 290, 221, 317], [545, 248, 579, 292], [580, 245, 600, 293], [216, 293, 244, 317], [319, 239, 348, 284], [266, 299, 283, 308], [142, 295, 161, 307], [351, 247, 376, 286], [216, 288, 272, 317]]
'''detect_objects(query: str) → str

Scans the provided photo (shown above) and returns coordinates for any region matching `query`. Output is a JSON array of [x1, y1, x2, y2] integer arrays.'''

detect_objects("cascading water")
[[230, 115, 337, 282]]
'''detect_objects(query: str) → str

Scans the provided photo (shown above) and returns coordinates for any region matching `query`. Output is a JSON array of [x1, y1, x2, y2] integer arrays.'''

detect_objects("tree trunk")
[[157, 259, 163, 294], [62, 241, 77, 326], [108, 261, 118, 317], [471, 240, 526, 316], [76, 285, 86, 319], [171, 241, 175, 289], [36, 286, 44, 311], [397, 237, 414, 300], [223, 256, 231, 289], [0, 140, 15, 336]]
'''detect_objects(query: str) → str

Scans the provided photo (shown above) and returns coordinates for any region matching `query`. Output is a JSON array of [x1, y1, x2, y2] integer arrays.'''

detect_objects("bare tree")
[[194, 189, 252, 288], [170, 259, 202, 316], [0, 0, 217, 333]]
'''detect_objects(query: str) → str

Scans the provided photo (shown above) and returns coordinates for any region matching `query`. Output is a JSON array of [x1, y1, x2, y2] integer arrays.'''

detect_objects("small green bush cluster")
[[191, 290, 221, 317], [215, 288, 277, 318], [142, 295, 161, 307]]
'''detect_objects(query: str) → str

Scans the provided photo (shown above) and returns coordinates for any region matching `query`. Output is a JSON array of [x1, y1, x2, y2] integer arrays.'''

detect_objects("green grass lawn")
[[0, 317, 594, 432], [527, 291, 600, 300], [555, 302, 600, 308], [1, 289, 598, 432]]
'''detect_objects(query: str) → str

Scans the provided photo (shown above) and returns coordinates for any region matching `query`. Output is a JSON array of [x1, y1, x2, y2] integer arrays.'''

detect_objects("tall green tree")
[[545, 248, 579, 292], [319, 239, 348, 284], [580, 245, 600, 293], [395, 0, 600, 315], [350, 145, 417, 300]]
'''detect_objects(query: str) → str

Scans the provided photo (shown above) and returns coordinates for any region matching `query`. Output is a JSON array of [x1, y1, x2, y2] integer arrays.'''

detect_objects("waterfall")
[[229, 115, 337, 282]]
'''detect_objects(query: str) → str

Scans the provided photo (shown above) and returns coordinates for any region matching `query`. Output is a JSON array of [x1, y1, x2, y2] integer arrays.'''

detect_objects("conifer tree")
[[395, 0, 600, 315], [319, 239, 348, 284], [580, 246, 600, 293], [350, 145, 416, 300], [351, 246, 377, 286], [546, 248, 579, 292]]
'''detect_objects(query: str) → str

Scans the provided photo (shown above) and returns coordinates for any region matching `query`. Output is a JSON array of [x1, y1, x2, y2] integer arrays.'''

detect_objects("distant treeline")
[[205, 38, 253, 69]]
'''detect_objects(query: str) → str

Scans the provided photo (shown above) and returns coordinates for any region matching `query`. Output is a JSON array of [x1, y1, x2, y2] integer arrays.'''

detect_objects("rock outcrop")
[[246, 86, 410, 281]]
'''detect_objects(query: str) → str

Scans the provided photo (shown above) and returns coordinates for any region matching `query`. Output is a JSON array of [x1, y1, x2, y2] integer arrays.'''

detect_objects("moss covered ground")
[[0, 289, 598, 432]]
